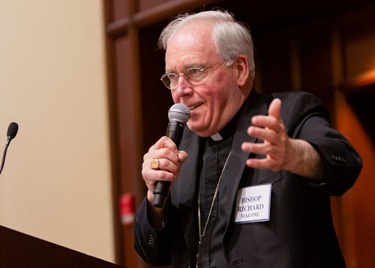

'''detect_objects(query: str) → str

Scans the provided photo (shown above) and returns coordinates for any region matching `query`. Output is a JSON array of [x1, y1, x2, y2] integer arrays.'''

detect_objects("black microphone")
[[153, 104, 190, 208], [0, 122, 19, 174]]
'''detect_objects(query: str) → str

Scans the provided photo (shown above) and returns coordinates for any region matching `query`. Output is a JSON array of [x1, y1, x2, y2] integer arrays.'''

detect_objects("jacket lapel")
[[219, 91, 270, 233], [172, 131, 201, 258]]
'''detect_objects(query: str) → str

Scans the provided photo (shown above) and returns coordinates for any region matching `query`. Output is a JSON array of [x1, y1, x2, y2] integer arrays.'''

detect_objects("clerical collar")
[[210, 132, 223, 141]]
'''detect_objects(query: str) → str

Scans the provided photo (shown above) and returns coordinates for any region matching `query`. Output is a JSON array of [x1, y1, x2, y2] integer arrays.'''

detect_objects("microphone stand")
[[0, 137, 11, 174]]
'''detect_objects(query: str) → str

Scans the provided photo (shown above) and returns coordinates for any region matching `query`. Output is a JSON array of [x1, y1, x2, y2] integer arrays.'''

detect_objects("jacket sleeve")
[[133, 198, 172, 266], [277, 91, 363, 196]]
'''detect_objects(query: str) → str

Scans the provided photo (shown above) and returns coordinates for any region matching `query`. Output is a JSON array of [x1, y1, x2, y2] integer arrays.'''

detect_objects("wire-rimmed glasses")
[[160, 61, 225, 90]]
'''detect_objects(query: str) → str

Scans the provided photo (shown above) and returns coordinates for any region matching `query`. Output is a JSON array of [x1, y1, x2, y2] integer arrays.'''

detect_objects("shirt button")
[[148, 234, 155, 248]]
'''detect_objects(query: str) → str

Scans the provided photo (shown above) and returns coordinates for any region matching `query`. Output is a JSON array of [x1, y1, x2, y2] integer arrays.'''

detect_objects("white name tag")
[[234, 184, 272, 223]]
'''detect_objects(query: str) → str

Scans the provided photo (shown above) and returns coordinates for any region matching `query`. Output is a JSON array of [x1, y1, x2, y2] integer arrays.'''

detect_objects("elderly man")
[[134, 10, 362, 267]]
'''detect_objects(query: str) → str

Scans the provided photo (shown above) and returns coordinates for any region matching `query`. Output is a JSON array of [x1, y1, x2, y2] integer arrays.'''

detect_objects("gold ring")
[[150, 159, 160, 169]]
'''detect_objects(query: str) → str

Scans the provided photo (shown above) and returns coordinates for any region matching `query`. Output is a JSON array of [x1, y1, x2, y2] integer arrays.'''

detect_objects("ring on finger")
[[150, 159, 160, 169]]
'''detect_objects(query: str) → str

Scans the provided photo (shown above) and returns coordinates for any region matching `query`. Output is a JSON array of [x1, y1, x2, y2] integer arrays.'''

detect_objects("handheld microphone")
[[0, 122, 19, 174], [153, 104, 190, 208]]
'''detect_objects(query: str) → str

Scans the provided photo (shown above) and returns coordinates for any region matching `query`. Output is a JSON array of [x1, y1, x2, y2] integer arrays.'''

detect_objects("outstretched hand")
[[241, 98, 326, 180], [241, 98, 294, 171]]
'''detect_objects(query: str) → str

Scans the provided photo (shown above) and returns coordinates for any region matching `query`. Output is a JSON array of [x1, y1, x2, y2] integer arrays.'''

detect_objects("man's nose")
[[174, 76, 193, 96]]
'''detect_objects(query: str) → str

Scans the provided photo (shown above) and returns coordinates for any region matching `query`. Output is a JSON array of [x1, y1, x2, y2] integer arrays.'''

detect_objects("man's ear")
[[235, 55, 250, 87]]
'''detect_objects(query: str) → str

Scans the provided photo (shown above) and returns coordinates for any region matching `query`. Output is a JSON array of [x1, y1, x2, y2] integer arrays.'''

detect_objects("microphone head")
[[168, 103, 190, 124], [7, 122, 19, 140]]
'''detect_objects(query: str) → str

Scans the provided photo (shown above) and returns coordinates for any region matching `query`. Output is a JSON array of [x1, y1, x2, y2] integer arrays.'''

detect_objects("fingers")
[[242, 142, 288, 171], [178, 150, 188, 162], [150, 135, 180, 155], [268, 98, 282, 121], [142, 136, 188, 195], [242, 98, 291, 171], [245, 98, 285, 146], [245, 157, 278, 170], [248, 99, 283, 134], [246, 124, 279, 145]]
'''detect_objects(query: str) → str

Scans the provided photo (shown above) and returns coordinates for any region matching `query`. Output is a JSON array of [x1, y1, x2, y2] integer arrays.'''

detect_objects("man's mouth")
[[188, 103, 203, 110]]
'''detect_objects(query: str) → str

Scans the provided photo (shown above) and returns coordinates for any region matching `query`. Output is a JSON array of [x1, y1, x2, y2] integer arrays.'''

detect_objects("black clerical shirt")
[[197, 113, 239, 267]]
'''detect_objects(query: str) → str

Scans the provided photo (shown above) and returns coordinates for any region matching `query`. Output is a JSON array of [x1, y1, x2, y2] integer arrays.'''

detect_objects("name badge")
[[234, 184, 272, 223]]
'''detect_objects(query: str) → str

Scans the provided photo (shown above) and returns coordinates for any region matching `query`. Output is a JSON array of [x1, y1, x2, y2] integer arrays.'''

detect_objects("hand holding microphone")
[[151, 103, 190, 208]]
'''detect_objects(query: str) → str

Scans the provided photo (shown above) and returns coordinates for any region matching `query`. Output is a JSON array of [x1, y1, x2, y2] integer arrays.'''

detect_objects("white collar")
[[210, 132, 223, 141]]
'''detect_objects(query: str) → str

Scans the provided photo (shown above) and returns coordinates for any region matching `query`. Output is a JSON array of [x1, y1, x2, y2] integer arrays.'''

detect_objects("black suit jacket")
[[134, 90, 362, 267]]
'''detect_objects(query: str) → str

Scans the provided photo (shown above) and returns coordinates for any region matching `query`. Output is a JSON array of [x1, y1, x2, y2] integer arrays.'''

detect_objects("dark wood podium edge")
[[0, 225, 125, 268]]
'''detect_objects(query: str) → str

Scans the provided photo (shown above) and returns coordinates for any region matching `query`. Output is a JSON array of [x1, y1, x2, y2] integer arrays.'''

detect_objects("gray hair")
[[158, 10, 255, 80]]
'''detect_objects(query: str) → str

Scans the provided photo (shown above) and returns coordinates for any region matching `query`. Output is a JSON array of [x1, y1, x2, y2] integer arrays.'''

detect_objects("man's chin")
[[189, 127, 213, 138]]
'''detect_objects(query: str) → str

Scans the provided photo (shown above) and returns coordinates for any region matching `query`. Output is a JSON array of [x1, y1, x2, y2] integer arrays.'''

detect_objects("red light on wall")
[[120, 193, 134, 226]]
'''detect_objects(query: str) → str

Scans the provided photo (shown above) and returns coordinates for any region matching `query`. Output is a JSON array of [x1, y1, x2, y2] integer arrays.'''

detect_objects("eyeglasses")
[[160, 61, 225, 90]]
